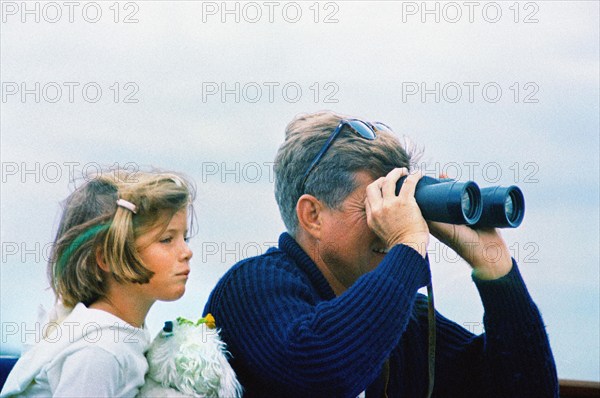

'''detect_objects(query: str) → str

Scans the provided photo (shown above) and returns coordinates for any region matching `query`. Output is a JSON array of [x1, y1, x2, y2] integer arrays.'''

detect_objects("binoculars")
[[395, 176, 525, 228]]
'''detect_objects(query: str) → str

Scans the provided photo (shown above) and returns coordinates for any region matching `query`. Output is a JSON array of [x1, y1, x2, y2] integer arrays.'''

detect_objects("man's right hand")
[[364, 167, 429, 258]]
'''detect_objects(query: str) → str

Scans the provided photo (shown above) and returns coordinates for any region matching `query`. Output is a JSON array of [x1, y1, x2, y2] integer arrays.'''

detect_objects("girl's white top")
[[0, 302, 151, 398]]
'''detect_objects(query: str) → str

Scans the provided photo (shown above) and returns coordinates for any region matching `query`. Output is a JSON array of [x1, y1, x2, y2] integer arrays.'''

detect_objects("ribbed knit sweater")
[[204, 233, 558, 397]]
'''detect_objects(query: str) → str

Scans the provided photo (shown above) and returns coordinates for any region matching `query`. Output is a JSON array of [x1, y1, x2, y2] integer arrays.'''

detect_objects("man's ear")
[[296, 194, 324, 240], [95, 246, 110, 273]]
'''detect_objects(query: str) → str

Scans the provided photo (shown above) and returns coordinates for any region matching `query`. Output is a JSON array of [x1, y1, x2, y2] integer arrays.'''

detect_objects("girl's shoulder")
[[1, 304, 150, 397], [26, 303, 151, 370], [60, 303, 151, 360]]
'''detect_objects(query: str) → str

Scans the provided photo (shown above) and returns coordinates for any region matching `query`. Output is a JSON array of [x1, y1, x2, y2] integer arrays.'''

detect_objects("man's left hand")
[[427, 221, 513, 280]]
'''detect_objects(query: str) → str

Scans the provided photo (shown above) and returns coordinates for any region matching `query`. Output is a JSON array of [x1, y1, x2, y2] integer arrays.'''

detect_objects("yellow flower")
[[205, 313, 216, 329], [199, 313, 216, 329]]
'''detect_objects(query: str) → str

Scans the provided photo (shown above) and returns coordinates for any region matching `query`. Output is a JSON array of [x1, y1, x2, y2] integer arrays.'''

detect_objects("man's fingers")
[[427, 220, 457, 246], [381, 167, 408, 198], [397, 170, 423, 202], [364, 195, 373, 221], [365, 176, 386, 206]]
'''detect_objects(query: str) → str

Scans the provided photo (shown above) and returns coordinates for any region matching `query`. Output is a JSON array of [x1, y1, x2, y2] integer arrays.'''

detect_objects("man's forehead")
[[353, 170, 378, 187], [347, 171, 377, 200]]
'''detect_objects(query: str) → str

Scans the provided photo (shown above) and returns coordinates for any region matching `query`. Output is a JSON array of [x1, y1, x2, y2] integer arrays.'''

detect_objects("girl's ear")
[[95, 246, 110, 273]]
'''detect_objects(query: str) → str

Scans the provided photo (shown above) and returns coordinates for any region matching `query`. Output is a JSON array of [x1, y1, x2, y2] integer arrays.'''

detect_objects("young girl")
[[1, 169, 195, 397]]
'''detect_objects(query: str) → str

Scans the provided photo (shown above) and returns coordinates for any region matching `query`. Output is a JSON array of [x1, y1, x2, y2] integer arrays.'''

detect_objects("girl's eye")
[[184, 236, 191, 243], [160, 237, 173, 244]]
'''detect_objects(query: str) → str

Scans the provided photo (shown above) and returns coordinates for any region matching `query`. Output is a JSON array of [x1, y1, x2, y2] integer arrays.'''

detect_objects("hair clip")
[[116, 198, 137, 214]]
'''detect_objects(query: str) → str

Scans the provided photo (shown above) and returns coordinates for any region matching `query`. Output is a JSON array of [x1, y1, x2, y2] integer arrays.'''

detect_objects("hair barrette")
[[116, 198, 137, 214]]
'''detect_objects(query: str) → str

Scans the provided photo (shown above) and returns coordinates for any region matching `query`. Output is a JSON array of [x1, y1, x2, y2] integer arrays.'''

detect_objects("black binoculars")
[[395, 176, 525, 228]]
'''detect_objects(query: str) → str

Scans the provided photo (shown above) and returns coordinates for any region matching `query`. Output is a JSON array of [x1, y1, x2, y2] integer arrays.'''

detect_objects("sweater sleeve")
[[432, 259, 559, 398], [205, 244, 431, 397]]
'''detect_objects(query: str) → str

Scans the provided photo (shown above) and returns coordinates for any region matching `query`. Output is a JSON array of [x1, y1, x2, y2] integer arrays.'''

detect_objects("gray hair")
[[274, 110, 419, 236]]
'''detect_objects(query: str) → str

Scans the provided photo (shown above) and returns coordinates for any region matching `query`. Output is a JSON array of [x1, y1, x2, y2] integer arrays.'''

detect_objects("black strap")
[[382, 359, 390, 398], [426, 282, 436, 398]]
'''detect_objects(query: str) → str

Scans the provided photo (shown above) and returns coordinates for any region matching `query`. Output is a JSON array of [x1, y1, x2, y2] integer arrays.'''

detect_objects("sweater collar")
[[278, 232, 336, 300]]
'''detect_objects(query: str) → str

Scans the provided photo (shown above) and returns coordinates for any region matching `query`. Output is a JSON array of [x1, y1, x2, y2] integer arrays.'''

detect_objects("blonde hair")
[[274, 111, 419, 236], [48, 169, 196, 307]]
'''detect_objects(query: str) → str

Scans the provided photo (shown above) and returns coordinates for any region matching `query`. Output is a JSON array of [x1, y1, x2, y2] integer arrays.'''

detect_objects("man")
[[204, 111, 558, 397]]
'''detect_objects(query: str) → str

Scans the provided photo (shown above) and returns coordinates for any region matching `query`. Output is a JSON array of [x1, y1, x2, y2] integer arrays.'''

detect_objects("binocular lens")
[[473, 185, 525, 228], [396, 176, 482, 225], [505, 194, 515, 222], [462, 189, 475, 220]]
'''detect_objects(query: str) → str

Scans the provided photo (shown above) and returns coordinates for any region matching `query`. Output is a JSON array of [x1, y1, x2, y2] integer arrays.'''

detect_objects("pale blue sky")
[[1, 1, 598, 381]]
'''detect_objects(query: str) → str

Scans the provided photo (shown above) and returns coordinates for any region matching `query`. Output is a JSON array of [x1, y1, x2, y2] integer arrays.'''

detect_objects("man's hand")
[[426, 172, 513, 279], [427, 221, 513, 280], [365, 168, 429, 257]]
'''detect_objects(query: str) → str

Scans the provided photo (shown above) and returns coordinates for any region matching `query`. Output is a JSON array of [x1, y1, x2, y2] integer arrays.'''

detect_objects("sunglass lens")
[[347, 120, 376, 140], [373, 122, 393, 133]]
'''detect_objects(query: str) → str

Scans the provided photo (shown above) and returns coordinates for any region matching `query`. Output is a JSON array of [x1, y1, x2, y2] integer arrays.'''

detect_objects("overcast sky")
[[1, 0, 598, 381]]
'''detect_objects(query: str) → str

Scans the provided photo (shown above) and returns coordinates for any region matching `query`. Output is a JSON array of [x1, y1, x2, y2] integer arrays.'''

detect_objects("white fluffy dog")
[[138, 315, 242, 398]]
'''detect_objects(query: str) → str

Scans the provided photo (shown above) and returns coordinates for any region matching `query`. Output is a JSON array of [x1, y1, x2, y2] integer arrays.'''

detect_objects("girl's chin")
[[160, 288, 186, 302]]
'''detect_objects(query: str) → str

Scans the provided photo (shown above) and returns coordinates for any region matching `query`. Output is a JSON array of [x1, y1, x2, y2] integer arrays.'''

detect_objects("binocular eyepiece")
[[395, 176, 525, 228]]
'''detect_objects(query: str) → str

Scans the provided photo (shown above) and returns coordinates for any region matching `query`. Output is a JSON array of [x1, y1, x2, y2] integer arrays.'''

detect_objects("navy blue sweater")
[[204, 233, 558, 397]]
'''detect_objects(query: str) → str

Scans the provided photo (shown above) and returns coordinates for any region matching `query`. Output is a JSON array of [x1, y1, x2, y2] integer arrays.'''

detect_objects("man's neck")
[[295, 232, 347, 297]]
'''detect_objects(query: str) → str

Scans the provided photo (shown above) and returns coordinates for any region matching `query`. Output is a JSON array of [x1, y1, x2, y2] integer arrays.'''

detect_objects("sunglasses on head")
[[300, 119, 393, 193]]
